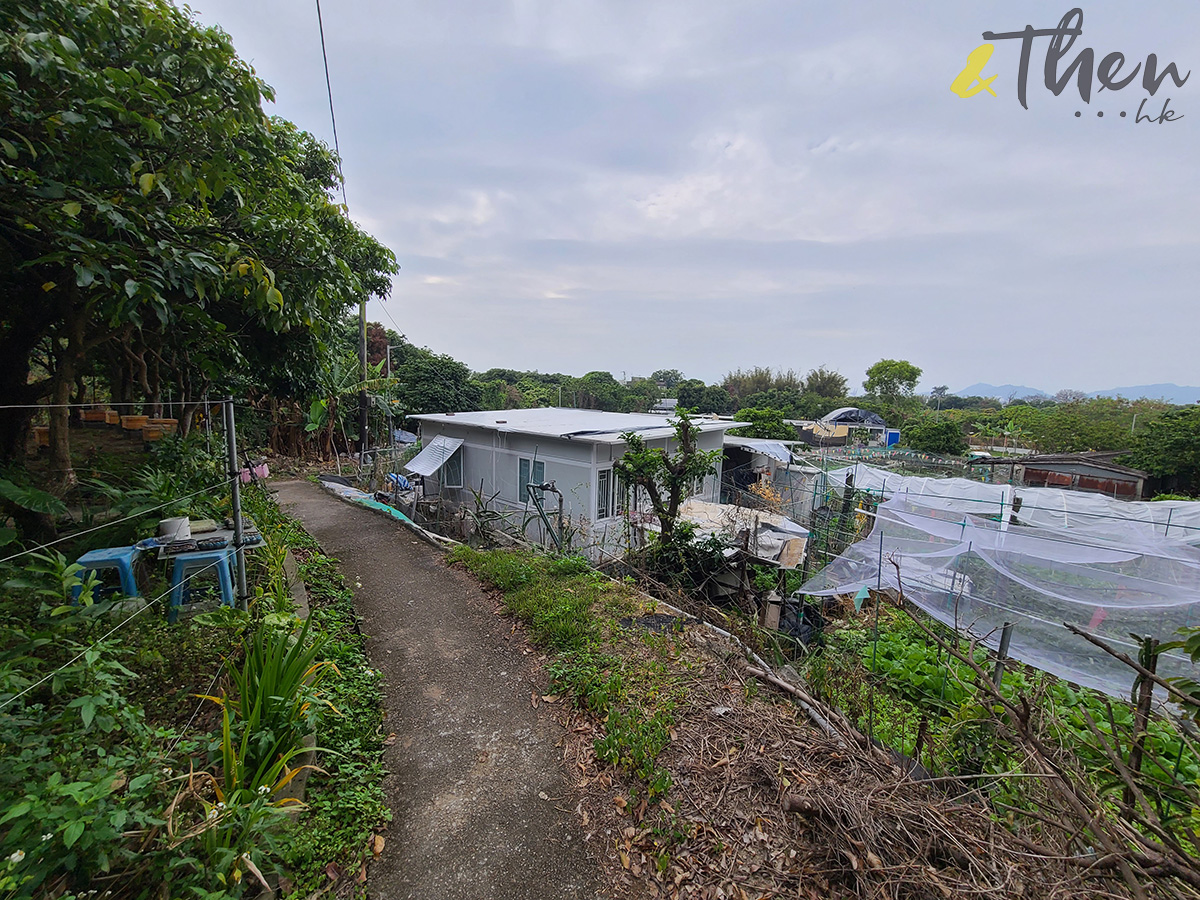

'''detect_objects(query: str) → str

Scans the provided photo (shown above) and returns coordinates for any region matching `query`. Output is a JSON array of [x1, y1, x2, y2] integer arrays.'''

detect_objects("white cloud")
[[190, 0, 1200, 389]]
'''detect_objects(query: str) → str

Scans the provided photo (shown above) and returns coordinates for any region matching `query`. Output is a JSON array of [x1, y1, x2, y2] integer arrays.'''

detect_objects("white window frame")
[[597, 467, 615, 520], [442, 447, 464, 488]]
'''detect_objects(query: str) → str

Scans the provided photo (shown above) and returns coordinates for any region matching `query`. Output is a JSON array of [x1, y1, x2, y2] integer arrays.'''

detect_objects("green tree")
[[623, 377, 662, 413], [613, 415, 721, 543], [738, 388, 804, 418], [700, 385, 734, 416], [571, 371, 627, 411], [729, 408, 797, 441], [675, 379, 706, 410], [477, 379, 522, 410], [802, 366, 848, 398], [650, 369, 683, 390], [863, 359, 923, 426], [903, 416, 968, 456], [0, 0, 396, 481], [517, 378, 559, 408], [394, 351, 481, 417], [863, 359, 923, 400], [1122, 405, 1200, 495], [722, 367, 800, 401]]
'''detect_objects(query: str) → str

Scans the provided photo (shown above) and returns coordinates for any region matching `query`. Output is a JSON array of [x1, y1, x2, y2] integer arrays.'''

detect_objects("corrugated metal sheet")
[[403, 435, 464, 477], [724, 436, 793, 464]]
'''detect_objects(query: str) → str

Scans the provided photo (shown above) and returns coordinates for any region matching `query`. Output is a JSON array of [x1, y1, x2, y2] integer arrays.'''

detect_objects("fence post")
[[224, 398, 249, 609], [867, 527, 884, 740], [992, 621, 1014, 687]]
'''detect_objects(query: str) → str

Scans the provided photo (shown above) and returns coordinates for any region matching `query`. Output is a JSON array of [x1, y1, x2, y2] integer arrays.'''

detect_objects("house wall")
[[417, 421, 727, 559]]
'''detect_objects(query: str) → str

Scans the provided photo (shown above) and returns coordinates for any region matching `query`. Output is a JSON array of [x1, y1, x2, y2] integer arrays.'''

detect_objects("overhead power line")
[[315, 0, 348, 207]]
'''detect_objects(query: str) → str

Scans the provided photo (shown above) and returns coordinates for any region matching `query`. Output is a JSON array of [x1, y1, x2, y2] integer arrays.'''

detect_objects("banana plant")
[[304, 351, 395, 458]]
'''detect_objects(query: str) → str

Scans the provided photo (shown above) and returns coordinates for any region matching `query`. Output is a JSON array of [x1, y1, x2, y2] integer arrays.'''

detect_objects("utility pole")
[[386, 343, 395, 445], [224, 398, 248, 608], [358, 299, 368, 457]]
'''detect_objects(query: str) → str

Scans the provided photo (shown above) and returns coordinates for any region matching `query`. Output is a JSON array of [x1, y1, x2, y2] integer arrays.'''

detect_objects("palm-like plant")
[[304, 351, 395, 457]]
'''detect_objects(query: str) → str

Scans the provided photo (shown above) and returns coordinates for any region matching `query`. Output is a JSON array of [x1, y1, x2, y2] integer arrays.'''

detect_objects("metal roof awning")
[[403, 435, 464, 477], [724, 436, 794, 465]]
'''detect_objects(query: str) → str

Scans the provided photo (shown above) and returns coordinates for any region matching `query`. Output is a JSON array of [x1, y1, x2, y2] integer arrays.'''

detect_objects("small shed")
[[968, 451, 1151, 499]]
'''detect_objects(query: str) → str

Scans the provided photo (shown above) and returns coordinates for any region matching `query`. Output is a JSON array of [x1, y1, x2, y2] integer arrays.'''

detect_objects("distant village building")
[[794, 407, 897, 448], [967, 451, 1152, 499]]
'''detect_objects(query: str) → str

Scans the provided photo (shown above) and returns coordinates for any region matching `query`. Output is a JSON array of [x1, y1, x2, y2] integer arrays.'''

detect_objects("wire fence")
[[0, 553, 239, 713], [0, 475, 238, 567]]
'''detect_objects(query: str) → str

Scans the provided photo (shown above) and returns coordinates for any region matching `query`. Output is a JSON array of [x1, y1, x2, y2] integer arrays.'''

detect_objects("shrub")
[[902, 417, 968, 456]]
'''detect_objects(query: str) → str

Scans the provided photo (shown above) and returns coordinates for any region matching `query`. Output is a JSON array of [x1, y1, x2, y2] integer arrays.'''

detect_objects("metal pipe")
[[528, 481, 564, 550], [358, 299, 368, 456], [224, 398, 248, 608]]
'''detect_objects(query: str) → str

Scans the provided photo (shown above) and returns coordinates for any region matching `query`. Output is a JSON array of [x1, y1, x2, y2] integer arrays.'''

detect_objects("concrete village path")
[[272, 480, 606, 900]]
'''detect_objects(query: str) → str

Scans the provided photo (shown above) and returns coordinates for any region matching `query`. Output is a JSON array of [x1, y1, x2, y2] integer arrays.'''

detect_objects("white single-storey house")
[[405, 408, 744, 557]]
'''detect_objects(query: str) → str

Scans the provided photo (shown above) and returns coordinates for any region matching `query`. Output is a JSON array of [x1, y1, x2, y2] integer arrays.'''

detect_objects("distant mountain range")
[[953, 383, 1200, 405], [955, 383, 1048, 400]]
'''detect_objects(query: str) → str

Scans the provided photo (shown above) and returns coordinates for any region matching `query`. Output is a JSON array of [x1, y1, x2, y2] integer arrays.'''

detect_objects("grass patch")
[[448, 546, 682, 799]]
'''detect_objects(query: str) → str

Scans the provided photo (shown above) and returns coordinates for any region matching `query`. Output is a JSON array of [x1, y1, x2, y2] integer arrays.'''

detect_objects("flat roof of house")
[[411, 408, 746, 444]]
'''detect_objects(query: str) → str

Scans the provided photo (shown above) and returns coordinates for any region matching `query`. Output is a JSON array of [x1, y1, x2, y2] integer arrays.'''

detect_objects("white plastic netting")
[[800, 493, 1200, 700], [826, 463, 1200, 545]]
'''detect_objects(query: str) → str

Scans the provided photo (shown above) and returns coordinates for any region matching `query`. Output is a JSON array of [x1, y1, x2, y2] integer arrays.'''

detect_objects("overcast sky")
[[188, 1, 1198, 394]]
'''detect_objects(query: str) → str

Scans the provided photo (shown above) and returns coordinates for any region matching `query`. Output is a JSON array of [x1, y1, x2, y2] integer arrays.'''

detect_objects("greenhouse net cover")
[[826, 463, 1200, 545], [799, 495, 1200, 700]]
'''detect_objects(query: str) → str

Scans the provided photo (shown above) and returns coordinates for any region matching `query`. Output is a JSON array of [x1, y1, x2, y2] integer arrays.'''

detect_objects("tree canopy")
[[1122, 405, 1200, 496], [902, 416, 968, 456], [802, 366, 848, 398], [0, 0, 397, 478], [728, 408, 797, 441], [863, 359, 922, 399]]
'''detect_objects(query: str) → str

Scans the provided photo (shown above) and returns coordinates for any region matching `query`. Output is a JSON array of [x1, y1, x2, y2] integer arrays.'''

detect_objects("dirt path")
[[272, 480, 605, 900]]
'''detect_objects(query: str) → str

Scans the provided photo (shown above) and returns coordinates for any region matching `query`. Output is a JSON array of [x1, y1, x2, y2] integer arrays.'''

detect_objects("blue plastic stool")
[[168, 549, 235, 623], [73, 546, 141, 601]]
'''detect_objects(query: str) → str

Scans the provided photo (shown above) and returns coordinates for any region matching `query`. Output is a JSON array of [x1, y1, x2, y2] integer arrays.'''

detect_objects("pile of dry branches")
[[560, 621, 1113, 899]]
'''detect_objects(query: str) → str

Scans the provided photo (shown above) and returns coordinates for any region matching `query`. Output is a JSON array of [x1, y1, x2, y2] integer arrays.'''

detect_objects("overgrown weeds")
[[245, 492, 390, 895], [0, 481, 387, 898]]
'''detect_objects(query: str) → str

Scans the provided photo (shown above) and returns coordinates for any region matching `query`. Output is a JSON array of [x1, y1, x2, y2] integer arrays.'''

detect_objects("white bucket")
[[158, 517, 191, 541]]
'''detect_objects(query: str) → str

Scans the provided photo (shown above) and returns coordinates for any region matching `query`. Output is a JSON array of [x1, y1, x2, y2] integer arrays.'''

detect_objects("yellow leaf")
[[138, 172, 155, 195], [41, 281, 56, 292], [62, 201, 81, 217], [372, 834, 385, 856]]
